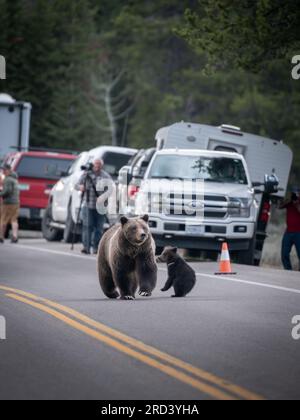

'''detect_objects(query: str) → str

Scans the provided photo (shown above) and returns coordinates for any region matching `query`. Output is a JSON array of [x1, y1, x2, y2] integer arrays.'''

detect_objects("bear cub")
[[157, 247, 196, 297]]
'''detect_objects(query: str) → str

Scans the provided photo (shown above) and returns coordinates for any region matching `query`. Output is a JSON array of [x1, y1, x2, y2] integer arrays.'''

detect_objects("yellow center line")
[[0, 284, 264, 400], [5, 292, 235, 400]]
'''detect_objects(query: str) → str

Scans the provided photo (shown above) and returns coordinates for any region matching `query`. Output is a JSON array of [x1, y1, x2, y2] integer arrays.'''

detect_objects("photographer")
[[76, 159, 112, 254], [279, 187, 300, 270]]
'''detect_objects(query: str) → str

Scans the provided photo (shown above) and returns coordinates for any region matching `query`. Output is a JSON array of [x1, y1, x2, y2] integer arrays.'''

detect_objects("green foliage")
[[178, 0, 300, 72], [0, 0, 299, 181]]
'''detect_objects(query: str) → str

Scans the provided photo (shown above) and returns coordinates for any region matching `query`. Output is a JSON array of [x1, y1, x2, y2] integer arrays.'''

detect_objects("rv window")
[[214, 146, 237, 153]]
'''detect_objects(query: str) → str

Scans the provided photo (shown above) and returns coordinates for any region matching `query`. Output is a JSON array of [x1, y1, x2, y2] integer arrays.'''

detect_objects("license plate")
[[185, 225, 204, 235], [18, 184, 30, 191]]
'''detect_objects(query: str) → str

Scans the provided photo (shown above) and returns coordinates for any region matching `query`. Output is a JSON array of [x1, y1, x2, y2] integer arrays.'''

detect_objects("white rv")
[[0, 93, 31, 161], [134, 122, 293, 265]]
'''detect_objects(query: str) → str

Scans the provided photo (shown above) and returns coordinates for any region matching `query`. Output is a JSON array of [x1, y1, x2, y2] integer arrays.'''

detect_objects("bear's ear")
[[141, 214, 149, 223], [120, 216, 129, 226], [171, 247, 178, 253]]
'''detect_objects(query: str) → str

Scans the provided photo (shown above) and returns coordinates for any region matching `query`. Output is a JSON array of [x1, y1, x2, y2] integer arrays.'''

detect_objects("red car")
[[2, 151, 76, 225]]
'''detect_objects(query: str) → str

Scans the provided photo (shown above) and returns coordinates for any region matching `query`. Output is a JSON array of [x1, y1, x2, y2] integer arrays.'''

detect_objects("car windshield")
[[68, 153, 88, 175], [17, 156, 73, 180], [101, 152, 134, 177], [148, 155, 248, 184]]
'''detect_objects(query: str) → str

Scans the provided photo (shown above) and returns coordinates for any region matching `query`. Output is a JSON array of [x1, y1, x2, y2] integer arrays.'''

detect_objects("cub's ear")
[[120, 216, 129, 226], [141, 214, 149, 223], [171, 247, 178, 253]]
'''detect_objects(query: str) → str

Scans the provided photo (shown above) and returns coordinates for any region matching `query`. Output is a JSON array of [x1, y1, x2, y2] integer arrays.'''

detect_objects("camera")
[[80, 162, 94, 172], [291, 192, 298, 202]]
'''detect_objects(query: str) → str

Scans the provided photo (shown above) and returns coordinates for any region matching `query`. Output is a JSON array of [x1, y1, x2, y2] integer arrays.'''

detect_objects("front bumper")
[[153, 234, 251, 251], [149, 216, 255, 251], [19, 207, 45, 221]]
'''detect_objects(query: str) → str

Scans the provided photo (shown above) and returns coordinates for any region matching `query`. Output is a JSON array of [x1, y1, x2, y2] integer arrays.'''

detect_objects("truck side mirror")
[[118, 166, 132, 185], [264, 173, 279, 194], [252, 181, 263, 187]]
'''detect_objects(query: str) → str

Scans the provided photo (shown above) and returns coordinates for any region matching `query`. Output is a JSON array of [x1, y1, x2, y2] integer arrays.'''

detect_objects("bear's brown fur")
[[97, 215, 157, 300]]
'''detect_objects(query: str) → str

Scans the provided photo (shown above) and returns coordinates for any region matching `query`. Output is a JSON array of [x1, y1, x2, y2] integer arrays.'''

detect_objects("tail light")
[[128, 185, 140, 199], [260, 200, 271, 223]]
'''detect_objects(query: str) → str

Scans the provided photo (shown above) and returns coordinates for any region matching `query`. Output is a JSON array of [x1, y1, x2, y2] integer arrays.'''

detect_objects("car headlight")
[[228, 197, 252, 218], [135, 192, 149, 214], [55, 180, 64, 192]]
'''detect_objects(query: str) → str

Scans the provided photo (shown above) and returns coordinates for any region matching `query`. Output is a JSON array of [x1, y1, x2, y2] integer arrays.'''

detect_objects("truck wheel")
[[63, 205, 77, 243], [42, 205, 63, 242], [185, 249, 201, 259], [236, 238, 255, 265]]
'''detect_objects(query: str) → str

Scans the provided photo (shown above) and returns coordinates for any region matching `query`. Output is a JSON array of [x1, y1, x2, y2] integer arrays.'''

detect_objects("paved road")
[[0, 239, 300, 400]]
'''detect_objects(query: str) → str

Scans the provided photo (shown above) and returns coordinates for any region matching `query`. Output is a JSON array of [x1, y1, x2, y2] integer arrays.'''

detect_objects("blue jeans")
[[281, 232, 300, 270], [82, 207, 105, 252]]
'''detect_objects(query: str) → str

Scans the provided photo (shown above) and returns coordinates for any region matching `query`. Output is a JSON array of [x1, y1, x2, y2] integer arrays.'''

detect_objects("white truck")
[[0, 93, 31, 161], [42, 146, 137, 243], [133, 122, 293, 265]]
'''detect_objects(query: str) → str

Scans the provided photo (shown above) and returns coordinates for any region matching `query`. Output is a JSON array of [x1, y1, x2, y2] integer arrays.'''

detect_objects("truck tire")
[[42, 205, 63, 242], [235, 238, 255, 265], [63, 204, 77, 243], [185, 249, 201, 259]]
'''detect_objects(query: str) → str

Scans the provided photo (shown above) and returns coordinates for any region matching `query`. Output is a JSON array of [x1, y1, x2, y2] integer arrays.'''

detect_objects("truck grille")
[[166, 193, 228, 219]]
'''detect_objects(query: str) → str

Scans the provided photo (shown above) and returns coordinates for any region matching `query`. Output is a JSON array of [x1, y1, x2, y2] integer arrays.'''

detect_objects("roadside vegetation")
[[0, 0, 299, 182]]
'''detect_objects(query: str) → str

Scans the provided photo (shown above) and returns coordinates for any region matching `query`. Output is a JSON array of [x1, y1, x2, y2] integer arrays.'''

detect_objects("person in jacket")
[[0, 163, 20, 243], [279, 187, 300, 270]]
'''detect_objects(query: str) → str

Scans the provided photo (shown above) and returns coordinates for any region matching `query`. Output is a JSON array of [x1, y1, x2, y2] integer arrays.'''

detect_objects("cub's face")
[[156, 247, 178, 263], [121, 215, 150, 246]]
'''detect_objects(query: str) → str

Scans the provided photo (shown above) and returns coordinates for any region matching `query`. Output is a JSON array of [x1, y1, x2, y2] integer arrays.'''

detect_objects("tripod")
[[71, 173, 89, 251], [70, 172, 102, 251]]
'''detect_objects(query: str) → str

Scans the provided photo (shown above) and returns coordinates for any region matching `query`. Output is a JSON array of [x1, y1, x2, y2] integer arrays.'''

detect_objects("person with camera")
[[279, 187, 300, 270], [76, 159, 112, 255]]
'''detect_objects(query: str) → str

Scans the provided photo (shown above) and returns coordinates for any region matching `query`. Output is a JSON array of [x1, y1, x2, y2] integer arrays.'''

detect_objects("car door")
[[52, 153, 88, 222]]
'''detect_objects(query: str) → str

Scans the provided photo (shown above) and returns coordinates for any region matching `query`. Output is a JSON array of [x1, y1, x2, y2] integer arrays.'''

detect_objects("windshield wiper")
[[150, 176, 186, 180], [204, 179, 225, 183]]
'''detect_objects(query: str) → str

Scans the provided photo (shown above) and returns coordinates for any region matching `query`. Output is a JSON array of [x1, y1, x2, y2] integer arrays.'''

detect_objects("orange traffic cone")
[[215, 242, 237, 275]]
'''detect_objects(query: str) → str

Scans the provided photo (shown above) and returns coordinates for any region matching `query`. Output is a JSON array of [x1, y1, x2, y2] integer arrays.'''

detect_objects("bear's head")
[[120, 215, 150, 246], [156, 246, 178, 264]]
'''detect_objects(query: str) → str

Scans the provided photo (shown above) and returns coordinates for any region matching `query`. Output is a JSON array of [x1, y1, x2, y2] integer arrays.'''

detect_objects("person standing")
[[0, 163, 20, 243], [279, 188, 300, 270], [0, 169, 4, 239], [76, 159, 112, 254]]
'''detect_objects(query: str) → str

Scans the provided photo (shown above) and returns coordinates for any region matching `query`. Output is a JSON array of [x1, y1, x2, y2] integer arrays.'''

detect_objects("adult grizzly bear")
[[97, 214, 157, 300]]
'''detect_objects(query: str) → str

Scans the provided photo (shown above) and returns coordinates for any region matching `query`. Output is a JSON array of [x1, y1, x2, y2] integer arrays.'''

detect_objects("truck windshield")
[[16, 156, 73, 180], [148, 155, 248, 185]]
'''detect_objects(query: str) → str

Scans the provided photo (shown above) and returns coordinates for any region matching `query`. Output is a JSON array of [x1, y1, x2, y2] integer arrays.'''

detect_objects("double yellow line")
[[0, 285, 264, 400]]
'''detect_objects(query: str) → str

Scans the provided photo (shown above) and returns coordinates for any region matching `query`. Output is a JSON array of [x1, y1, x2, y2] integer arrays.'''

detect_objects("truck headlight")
[[135, 192, 149, 214], [55, 180, 64, 192], [228, 198, 252, 218]]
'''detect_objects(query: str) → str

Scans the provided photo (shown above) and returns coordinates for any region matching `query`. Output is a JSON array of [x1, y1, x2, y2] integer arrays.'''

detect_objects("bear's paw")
[[139, 291, 152, 297]]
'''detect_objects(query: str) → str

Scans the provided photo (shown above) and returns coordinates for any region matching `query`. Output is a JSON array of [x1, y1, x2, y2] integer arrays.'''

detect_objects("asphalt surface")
[[0, 238, 300, 400]]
